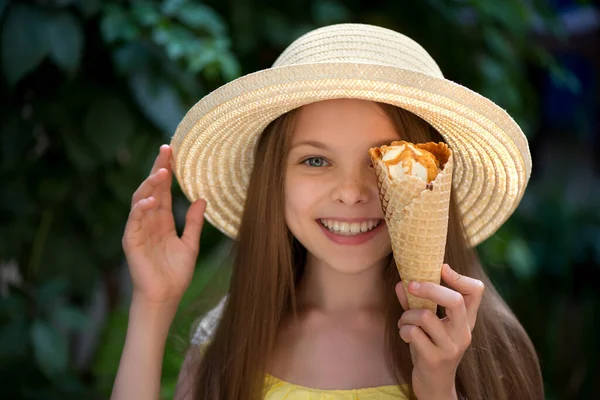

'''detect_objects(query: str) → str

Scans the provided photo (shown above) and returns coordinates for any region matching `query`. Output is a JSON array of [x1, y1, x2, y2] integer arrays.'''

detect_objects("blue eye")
[[303, 157, 329, 167]]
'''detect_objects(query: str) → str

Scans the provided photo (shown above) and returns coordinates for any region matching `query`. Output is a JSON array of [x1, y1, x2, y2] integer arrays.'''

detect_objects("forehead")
[[291, 99, 400, 144]]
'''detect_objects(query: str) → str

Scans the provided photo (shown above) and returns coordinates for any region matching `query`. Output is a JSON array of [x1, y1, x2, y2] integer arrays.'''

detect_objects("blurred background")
[[0, 0, 598, 399]]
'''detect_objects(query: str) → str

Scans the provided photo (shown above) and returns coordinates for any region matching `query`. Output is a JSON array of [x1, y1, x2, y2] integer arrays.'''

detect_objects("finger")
[[156, 159, 173, 211], [131, 169, 169, 208], [407, 280, 469, 337], [151, 145, 171, 175], [399, 325, 438, 357], [124, 197, 157, 245], [442, 264, 484, 330], [398, 309, 452, 350], [181, 199, 207, 251], [395, 281, 409, 311]]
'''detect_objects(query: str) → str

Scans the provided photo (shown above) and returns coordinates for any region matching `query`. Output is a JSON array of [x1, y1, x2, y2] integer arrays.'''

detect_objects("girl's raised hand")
[[395, 264, 485, 400], [122, 145, 207, 307]]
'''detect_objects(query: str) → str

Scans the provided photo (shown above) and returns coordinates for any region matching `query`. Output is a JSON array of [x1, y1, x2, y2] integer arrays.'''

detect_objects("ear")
[[395, 281, 409, 311]]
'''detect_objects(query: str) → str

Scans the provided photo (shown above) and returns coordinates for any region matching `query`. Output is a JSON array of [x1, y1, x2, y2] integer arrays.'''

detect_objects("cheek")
[[284, 174, 325, 230]]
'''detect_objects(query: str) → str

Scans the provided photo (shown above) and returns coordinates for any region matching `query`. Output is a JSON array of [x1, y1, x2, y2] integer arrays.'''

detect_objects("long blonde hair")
[[189, 102, 544, 399]]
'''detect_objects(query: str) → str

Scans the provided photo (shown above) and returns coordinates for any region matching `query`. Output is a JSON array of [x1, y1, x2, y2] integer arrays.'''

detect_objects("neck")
[[295, 254, 389, 315]]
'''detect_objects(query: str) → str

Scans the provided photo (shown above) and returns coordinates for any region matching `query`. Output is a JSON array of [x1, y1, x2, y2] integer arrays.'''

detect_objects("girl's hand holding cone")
[[395, 264, 485, 400], [122, 145, 207, 308]]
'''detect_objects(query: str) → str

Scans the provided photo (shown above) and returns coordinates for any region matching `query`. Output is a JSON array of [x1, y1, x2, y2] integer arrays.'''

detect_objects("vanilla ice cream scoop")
[[378, 141, 441, 184]]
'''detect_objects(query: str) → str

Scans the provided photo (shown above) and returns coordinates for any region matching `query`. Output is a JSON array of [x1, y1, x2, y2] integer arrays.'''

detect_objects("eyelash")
[[302, 157, 330, 167], [300, 157, 375, 169]]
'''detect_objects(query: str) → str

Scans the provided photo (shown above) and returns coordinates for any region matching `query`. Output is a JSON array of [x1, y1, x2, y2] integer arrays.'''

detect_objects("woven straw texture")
[[169, 23, 532, 248], [371, 143, 453, 312]]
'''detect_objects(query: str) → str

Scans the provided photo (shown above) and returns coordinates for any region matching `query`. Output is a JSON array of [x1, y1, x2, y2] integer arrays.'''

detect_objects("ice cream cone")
[[369, 142, 453, 313]]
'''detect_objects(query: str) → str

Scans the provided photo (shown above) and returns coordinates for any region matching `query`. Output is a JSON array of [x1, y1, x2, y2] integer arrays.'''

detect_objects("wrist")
[[129, 294, 179, 338], [131, 291, 180, 314]]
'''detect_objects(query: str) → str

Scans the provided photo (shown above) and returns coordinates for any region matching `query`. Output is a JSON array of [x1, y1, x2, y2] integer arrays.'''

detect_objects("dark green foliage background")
[[0, 1, 597, 399]]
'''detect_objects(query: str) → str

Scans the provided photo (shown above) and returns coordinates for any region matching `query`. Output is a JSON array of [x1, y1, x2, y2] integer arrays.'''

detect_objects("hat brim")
[[170, 62, 531, 248]]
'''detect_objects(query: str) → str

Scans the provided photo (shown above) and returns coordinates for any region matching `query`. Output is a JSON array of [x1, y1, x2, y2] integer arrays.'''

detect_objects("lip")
[[317, 219, 386, 245]]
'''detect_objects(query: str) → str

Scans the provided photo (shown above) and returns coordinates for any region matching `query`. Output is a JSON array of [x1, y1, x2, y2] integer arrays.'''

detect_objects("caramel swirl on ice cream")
[[369, 140, 450, 186]]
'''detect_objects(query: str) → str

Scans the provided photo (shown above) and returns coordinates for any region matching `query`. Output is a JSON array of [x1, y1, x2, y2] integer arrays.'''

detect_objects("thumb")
[[181, 199, 207, 250], [395, 281, 409, 311]]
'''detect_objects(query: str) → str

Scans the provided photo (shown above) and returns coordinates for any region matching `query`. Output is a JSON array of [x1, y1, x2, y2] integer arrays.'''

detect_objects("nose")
[[332, 170, 372, 205]]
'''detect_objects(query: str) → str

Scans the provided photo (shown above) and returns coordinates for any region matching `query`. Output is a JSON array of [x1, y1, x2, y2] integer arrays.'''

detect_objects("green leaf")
[[100, 4, 138, 43], [157, 25, 200, 61], [475, 0, 528, 37], [263, 11, 293, 47], [483, 27, 517, 63], [46, 11, 84, 74], [77, 0, 102, 19], [31, 319, 68, 378], [62, 128, 100, 170], [176, 3, 226, 36], [1, 4, 49, 85], [218, 51, 241, 81], [132, 1, 161, 26], [52, 307, 90, 330], [0, 0, 7, 20], [188, 47, 218, 72], [505, 238, 536, 279], [0, 317, 29, 357], [38, 177, 71, 205], [84, 96, 135, 161], [312, 0, 350, 25], [113, 42, 152, 75], [36, 278, 69, 306], [162, 0, 188, 16], [129, 71, 186, 137], [0, 294, 27, 319], [91, 306, 129, 395]]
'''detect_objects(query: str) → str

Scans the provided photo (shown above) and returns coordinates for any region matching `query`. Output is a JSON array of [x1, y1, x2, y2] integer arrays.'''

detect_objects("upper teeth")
[[320, 219, 382, 235]]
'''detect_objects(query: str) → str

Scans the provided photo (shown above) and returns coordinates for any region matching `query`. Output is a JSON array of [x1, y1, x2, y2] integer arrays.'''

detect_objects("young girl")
[[111, 24, 544, 400]]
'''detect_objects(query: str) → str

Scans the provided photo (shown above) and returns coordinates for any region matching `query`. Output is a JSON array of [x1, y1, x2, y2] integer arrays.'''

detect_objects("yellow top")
[[264, 373, 410, 399]]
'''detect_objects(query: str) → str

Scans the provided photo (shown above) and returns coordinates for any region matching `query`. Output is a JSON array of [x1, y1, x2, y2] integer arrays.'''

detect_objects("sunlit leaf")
[[46, 11, 84, 74], [31, 319, 68, 378], [176, 3, 226, 36], [162, 0, 188, 16], [506, 238, 536, 279], [1, 4, 49, 85], [188, 47, 218, 72]]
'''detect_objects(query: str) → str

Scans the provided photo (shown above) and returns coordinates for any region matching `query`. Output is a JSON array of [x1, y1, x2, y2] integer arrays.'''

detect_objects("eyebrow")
[[291, 138, 398, 151]]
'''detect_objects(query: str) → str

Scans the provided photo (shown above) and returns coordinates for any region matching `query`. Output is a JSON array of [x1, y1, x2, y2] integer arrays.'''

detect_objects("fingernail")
[[409, 282, 420, 291]]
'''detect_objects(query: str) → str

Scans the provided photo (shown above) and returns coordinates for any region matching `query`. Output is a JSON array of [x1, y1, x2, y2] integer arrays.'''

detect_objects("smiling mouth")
[[317, 219, 383, 236]]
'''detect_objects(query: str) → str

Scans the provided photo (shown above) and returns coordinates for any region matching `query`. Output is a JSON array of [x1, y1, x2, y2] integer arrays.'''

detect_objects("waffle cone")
[[369, 142, 453, 313]]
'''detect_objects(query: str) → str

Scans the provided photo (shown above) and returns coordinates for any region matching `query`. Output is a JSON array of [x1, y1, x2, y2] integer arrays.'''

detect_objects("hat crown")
[[273, 23, 444, 78]]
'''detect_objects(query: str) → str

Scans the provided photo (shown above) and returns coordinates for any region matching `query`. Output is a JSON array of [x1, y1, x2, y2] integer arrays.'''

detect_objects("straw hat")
[[170, 23, 532, 248]]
